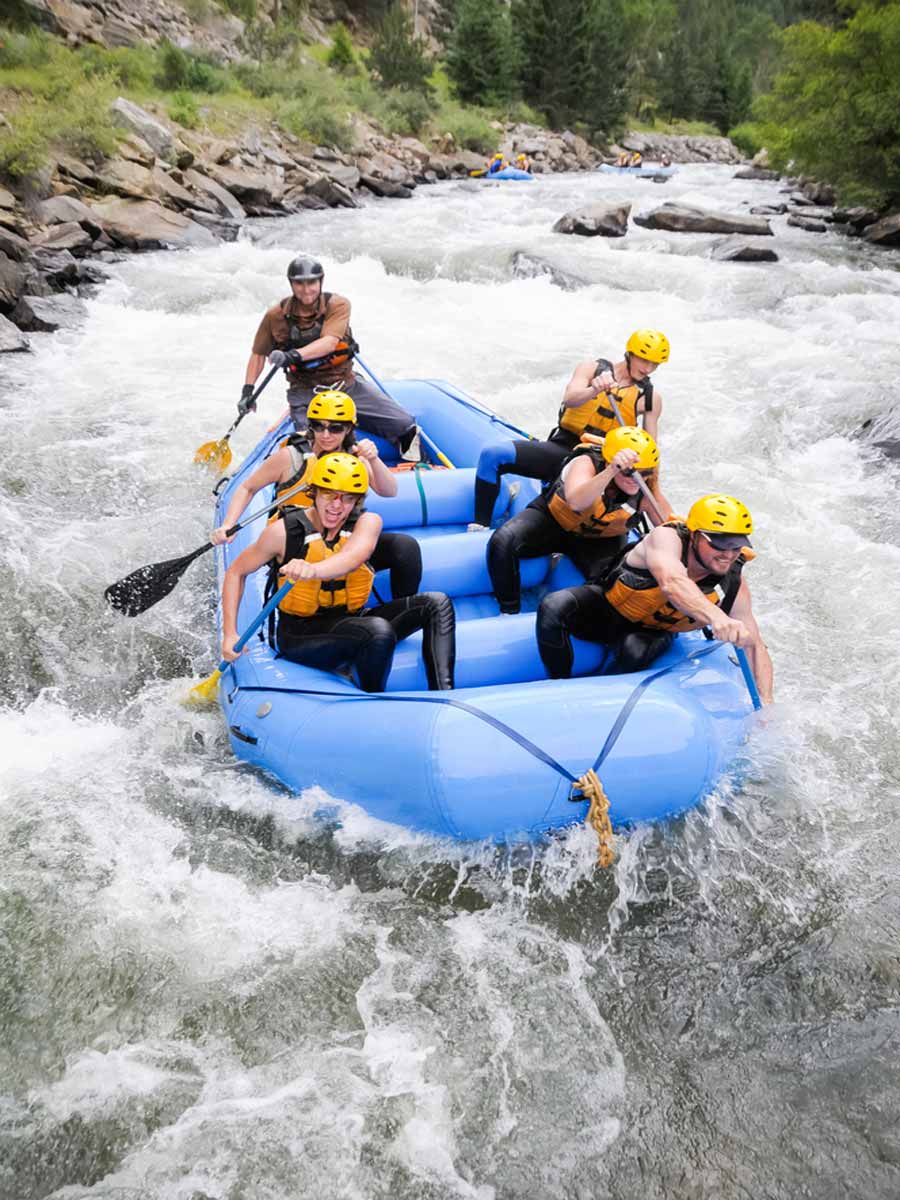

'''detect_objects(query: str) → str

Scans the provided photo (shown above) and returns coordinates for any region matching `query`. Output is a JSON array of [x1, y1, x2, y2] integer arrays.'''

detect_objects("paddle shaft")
[[221, 581, 293, 669], [354, 354, 458, 468], [606, 391, 762, 711], [227, 348, 350, 442]]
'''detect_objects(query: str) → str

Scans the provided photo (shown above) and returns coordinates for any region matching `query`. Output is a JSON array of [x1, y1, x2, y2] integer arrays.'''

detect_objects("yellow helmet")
[[625, 329, 670, 364], [310, 452, 368, 494], [687, 494, 753, 548], [307, 389, 357, 424], [602, 425, 659, 470]]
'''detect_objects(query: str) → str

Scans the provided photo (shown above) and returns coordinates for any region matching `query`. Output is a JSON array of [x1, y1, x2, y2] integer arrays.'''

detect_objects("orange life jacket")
[[553, 357, 653, 441], [275, 507, 373, 619], [546, 446, 644, 538], [603, 522, 748, 632]]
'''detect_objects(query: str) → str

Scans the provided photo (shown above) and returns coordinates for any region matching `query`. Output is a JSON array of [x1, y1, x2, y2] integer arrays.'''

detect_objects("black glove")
[[283, 348, 305, 370], [237, 384, 256, 417]]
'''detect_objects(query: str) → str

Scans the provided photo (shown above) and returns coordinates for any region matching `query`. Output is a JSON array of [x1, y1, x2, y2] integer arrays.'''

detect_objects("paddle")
[[418, 429, 455, 469], [604, 391, 763, 712], [186, 581, 293, 708], [354, 354, 456, 468], [104, 479, 311, 617], [194, 364, 280, 473]]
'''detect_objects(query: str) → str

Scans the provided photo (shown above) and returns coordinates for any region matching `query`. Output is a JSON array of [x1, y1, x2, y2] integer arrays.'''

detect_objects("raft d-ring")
[[570, 769, 615, 869]]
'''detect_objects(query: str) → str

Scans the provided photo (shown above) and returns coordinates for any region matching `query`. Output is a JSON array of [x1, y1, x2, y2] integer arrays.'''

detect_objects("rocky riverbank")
[[0, 99, 608, 352]]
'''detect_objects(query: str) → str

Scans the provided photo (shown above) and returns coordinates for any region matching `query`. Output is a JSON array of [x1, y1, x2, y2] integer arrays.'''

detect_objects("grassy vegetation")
[[626, 116, 723, 138], [0, 19, 548, 185]]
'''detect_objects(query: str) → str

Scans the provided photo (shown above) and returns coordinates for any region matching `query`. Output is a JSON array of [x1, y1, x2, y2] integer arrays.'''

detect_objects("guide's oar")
[[354, 354, 455, 467], [604, 391, 762, 711], [418, 429, 455, 469], [186, 582, 293, 708], [104, 479, 310, 617], [193, 365, 280, 473]]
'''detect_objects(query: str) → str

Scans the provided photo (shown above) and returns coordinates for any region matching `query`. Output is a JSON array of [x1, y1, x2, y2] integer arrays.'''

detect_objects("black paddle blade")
[[104, 543, 211, 617]]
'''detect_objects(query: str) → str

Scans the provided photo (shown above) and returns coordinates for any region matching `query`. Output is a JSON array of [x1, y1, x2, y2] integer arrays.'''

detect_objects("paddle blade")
[[194, 438, 232, 472], [185, 667, 222, 708], [104, 544, 210, 617]]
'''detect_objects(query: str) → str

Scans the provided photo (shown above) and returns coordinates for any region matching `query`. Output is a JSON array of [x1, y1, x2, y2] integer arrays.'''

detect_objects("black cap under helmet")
[[287, 256, 324, 282]]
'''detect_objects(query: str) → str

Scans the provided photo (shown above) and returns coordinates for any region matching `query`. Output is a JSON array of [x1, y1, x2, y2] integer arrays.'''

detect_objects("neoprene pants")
[[288, 376, 417, 452], [487, 501, 626, 614], [474, 437, 573, 527], [537, 584, 674, 679], [370, 531, 422, 599], [276, 592, 456, 693]]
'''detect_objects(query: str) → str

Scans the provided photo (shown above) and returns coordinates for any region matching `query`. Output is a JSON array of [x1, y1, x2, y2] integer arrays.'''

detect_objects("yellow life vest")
[[276, 508, 373, 619], [603, 522, 746, 632], [555, 357, 652, 440], [546, 447, 643, 538], [268, 436, 316, 519]]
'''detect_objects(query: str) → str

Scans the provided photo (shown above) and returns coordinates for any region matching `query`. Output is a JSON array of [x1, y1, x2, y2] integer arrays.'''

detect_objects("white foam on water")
[[2, 164, 900, 1197]]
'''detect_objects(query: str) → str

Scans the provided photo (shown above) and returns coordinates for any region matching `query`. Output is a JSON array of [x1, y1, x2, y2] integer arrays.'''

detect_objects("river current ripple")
[[1, 165, 899, 1199]]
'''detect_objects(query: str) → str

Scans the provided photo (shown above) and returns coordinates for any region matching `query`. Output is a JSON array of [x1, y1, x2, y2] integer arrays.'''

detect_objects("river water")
[[2, 165, 900, 1199]]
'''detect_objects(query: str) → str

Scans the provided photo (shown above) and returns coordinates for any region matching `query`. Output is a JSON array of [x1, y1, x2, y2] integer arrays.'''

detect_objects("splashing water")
[[2, 166, 900, 1198]]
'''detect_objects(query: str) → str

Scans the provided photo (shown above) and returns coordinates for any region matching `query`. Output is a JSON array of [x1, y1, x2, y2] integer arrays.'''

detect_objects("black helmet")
[[287, 255, 324, 282]]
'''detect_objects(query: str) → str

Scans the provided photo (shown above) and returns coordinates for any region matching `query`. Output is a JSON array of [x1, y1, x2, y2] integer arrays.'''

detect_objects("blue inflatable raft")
[[488, 167, 533, 181], [214, 376, 755, 842]]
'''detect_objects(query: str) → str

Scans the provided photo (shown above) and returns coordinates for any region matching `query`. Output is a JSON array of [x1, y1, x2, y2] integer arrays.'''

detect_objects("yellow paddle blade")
[[193, 438, 232, 472], [185, 667, 222, 708]]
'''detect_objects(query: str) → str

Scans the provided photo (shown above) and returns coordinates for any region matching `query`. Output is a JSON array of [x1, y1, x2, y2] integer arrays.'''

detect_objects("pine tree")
[[370, 3, 433, 91], [446, 0, 518, 105]]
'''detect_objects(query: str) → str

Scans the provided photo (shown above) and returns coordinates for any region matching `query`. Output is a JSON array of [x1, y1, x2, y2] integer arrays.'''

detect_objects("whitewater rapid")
[[2, 164, 899, 1199]]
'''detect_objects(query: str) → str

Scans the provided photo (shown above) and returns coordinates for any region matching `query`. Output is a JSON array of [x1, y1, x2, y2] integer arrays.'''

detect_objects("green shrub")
[[169, 90, 201, 128], [433, 99, 495, 153], [0, 25, 54, 69], [232, 61, 296, 97], [221, 0, 257, 19], [278, 96, 353, 151], [327, 22, 357, 72], [78, 43, 157, 90], [155, 39, 227, 93], [728, 121, 764, 159], [0, 64, 118, 181], [380, 86, 435, 135]]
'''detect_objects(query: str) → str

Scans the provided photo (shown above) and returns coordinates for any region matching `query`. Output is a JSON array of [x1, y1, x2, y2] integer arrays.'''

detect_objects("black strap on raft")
[[229, 641, 723, 794]]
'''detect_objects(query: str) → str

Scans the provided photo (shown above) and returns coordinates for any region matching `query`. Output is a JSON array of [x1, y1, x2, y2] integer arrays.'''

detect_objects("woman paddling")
[[220, 453, 455, 693], [212, 389, 422, 599]]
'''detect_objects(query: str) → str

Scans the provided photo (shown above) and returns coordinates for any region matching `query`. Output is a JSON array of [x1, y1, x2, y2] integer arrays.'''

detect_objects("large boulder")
[[633, 202, 773, 236], [87, 198, 217, 250], [35, 194, 103, 235], [733, 167, 779, 181], [553, 201, 631, 237], [864, 212, 900, 247], [0, 251, 25, 310], [31, 221, 94, 254], [12, 293, 87, 332], [110, 98, 177, 164], [360, 176, 412, 199], [750, 204, 787, 216], [96, 157, 156, 200], [207, 162, 284, 206], [0, 226, 32, 262], [510, 251, 589, 291], [710, 237, 779, 263], [306, 175, 359, 209], [787, 214, 827, 233], [834, 206, 879, 231], [183, 169, 246, 220], [323, 162, 361, 191], [29, 247, 81, 287], [0, 186, 17, 211], [0, 312, 29, 353]]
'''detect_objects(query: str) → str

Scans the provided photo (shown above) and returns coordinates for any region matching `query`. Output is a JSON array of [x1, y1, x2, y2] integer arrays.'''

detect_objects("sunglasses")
[[699, 532, 743, 552], [308, 419, 351, 435], [620, 467, 655, 479]]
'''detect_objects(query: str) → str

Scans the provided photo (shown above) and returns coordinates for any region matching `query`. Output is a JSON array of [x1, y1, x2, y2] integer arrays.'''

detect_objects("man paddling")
[[238, 255, 418, 455], [536, 493, 774, 703]]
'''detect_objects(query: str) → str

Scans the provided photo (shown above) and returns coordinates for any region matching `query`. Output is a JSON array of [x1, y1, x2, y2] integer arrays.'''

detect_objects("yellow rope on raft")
[[573, 769, 615, 868]]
